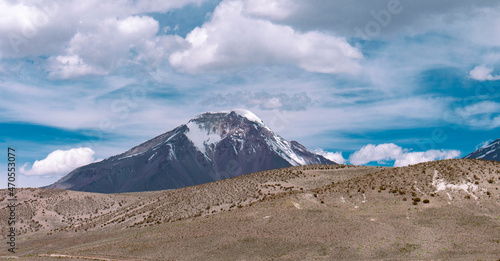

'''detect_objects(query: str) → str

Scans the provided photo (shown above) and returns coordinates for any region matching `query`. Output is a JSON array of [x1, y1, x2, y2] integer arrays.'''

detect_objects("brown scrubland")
[[1, 159, 499, 260]]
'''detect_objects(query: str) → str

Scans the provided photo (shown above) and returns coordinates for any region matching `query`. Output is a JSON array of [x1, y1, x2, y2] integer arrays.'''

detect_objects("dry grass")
[[0, 159, 499, 260]]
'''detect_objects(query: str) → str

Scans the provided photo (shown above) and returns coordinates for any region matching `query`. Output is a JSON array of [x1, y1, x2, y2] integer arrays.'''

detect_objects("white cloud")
[[393, 150, 461, 167], [349, 143, 403, 165], [20, 147, 96, 178], [46, 15, 168, 79], [314, 149, 346, 164], [469, 65, 500, 81], [454, 101, 500, 129], [349, 143, 460, 167], [47, 55, 106, 79], [169, 0, 363, 74], [132, 0, 208, 13], [0, 0, 198, 78], [201, 91, 312, 111], [243, 0, 297, 20], [0, 0, 203, 57], [456, 101, 500, 116], [476, 139, 493, 150]]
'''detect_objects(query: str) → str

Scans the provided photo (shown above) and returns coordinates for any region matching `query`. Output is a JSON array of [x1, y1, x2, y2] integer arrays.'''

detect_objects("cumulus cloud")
[[469, 65, 500, 81], [0, 0, 196, 78], [349, 143, 403, 165], [201, 91, 312, 111], [393, 150, 461, 167], [20, 147, 96, 177], [0, 0, 204, 58], [46, 15, 171, 79], [349, 143, 460, 167], [47, 55, 106, 79], [314, 149, 346, 164], [242, 0, 298, 20], [169, 0, 363, 74]]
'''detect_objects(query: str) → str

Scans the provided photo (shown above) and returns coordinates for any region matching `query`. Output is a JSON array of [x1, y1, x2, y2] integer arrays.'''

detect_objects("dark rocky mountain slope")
[[464, 138, 500, 161], [47, 110, 334, 193]]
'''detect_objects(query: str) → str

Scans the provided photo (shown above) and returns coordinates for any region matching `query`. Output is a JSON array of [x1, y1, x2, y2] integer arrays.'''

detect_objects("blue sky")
[[1, 0, 500, 187]]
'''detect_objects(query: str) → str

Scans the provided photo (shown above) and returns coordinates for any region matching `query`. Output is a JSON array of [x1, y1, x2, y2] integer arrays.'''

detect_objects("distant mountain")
[[464, 139, 500, 161], [46, 110, 335, 193]]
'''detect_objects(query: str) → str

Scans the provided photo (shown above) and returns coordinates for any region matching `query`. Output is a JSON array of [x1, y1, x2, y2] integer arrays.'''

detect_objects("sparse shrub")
[[488, 179, 494, 184], [380, 185, 386, 190], [413, 198, 421, 202], [320, 200, 324, 204], [402, 197, 407, 201], [412, 202, 417, 205], [465, 195, 471, 199], [475, 181, 479, 185], [486, 191, 491, 196], [423, 199, 430, 204], [430, 193, 435, 197]]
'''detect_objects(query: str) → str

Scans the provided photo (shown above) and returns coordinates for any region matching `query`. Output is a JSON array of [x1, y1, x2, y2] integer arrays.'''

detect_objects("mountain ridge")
[[464, 138, 500, 161], [47, 110, 335, 193]]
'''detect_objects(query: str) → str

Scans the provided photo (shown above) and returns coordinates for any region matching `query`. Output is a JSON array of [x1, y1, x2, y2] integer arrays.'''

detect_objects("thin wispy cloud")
[[201, 91, 312, 111]]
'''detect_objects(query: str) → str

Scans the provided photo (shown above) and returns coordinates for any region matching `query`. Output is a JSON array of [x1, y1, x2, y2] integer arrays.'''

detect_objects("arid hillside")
[[1, 159, 499, 260]]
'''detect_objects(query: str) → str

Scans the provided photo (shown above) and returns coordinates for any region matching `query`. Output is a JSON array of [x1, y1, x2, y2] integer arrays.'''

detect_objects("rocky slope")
[[46, 110, 334, 193], [465, 138, 500, 161]]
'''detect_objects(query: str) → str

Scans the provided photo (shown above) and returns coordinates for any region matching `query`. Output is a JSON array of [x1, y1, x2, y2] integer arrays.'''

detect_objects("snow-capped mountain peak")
[[231, 109, 265, 125], [192, 109, 265, 125], [47, 110, 335, 193], [465, 138, 500, 161], [184, 110, 310, 166]]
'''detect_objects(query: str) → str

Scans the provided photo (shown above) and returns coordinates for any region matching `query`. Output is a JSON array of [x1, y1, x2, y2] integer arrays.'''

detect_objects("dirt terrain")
[[1, 159, 499, 260]]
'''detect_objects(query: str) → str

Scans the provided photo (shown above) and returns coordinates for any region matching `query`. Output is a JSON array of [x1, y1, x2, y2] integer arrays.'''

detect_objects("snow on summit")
[[193, 109, 265, 124], [231, 109, 264, 124], [47, 109, 335, 193], [185, 110, 261, 155], [185, 121, 222, 155]]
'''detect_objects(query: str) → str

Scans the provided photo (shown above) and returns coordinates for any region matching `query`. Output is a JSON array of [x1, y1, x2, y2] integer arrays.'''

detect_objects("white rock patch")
[[432, 170, 480, 200]]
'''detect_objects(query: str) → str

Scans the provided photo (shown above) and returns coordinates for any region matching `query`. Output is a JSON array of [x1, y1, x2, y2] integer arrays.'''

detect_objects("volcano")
[[47, 110, 335, 193]]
